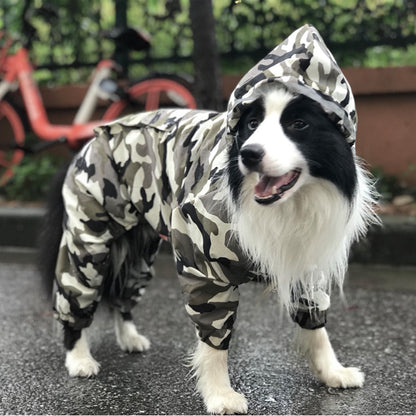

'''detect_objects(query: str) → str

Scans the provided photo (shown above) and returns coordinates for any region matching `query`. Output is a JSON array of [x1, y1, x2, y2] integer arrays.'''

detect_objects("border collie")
[[40, 25, 378, 414]]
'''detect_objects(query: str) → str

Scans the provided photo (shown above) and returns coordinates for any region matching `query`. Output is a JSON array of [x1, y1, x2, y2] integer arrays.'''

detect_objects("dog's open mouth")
[[254, 169, 301, 204]]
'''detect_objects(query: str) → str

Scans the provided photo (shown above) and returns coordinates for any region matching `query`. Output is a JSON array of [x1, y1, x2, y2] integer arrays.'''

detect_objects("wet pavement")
[[0, 254, 415, 415]]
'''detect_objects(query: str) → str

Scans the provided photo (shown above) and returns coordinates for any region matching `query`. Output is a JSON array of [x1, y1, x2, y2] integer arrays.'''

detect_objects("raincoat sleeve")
[[170, 192, 251, 350], [54, 126, 139, 330], [290, 289, 331, 330]]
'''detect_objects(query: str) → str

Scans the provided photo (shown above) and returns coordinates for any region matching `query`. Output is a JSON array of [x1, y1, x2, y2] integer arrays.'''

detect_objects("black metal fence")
[[1, 0, 415, 79]]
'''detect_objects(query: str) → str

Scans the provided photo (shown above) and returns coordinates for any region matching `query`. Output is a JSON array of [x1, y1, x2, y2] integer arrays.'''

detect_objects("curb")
[[0, 206, 45, 247], [350, 214, 416, 266], [0, 206, 415, 266]]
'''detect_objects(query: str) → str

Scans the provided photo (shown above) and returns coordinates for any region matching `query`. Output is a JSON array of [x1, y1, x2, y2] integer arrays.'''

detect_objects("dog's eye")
[[291, 119, 309, 131], [248, 119, 259, 131]]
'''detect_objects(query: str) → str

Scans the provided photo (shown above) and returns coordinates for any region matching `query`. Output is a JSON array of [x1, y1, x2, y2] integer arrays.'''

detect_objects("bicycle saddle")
[[104, 27, 151, 52]]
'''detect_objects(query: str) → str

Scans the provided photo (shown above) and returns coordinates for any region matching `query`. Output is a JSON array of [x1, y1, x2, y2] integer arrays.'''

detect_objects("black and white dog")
[[41, 26, 378, 414], [190, 89, 377, 413]]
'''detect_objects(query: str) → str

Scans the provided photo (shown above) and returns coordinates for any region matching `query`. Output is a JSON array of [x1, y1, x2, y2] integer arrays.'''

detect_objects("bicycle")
[[0, 6, 196, 185]]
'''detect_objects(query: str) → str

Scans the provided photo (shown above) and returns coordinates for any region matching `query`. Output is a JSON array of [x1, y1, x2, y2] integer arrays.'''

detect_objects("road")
[[1, 254, 415, 414]]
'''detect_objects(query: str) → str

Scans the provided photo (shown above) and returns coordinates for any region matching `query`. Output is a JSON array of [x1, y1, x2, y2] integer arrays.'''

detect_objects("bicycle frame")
[[0, 26, 196, 186], [0, 46, 116, 147]]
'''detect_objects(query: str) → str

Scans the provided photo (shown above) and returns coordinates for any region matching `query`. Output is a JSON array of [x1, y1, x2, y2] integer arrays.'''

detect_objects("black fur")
[[120, 311, 133, 321], [64, 324, 81, 350], [104, 220, 161, 309], [38, 163, 70, 297], [228, 98, 265, 203], [280, 95, 357, 201]]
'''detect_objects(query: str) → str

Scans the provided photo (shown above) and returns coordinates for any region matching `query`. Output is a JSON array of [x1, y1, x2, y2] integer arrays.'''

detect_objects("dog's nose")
[[240, 144, 265, 169]]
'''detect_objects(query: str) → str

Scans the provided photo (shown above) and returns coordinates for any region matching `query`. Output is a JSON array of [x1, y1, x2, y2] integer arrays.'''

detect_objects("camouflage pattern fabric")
[[290, 290, 330, 330], [54, 25, 357, 349], [227, 24, 357, 145], [54, 109, 252, 348]]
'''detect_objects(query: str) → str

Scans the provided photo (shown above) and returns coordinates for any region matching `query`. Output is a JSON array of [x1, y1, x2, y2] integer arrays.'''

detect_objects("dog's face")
[[228, 89, 357, 205]]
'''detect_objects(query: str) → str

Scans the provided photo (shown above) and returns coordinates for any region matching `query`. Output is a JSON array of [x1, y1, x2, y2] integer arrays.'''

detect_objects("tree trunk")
[[114, 0, 129, 78], [189, 0, 223, 111]]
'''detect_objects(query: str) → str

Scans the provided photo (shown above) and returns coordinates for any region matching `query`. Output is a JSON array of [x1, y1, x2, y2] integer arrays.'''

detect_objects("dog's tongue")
[[254, 172, 296, 198]]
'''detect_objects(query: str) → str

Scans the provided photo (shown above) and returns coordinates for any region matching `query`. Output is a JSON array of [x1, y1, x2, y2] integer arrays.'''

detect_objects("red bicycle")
[[0, 7, 196, 185]]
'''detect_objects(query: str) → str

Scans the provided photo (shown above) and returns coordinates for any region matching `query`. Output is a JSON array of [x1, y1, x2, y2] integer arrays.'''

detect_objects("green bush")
[[1, 155, 63, 202]]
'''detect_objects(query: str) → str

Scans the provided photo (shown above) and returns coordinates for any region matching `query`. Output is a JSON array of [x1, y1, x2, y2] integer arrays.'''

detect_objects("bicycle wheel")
[[102, 75, 197, 121], [0, 99, 25, 186]]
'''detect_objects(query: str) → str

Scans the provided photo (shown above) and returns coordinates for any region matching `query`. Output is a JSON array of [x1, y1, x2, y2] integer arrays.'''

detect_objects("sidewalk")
[[1, 205, 415, 265], [1, 207, 415, 414], [0, 255, 415, 414]]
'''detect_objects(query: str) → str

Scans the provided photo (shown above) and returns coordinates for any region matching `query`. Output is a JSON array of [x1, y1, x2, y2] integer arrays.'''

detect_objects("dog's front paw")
[[65, 352, 100, 378], [118, 332, 151, 353], [116, 320, 151, 353], [321, 366, 365, 389], [205, 389, 248, 415]]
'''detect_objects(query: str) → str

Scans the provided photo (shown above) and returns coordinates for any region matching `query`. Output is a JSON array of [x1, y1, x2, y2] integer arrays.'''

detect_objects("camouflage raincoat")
[[54, 25, 357, 350]]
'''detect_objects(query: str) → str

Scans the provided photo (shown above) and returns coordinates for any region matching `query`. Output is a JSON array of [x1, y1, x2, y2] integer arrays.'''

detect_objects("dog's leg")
[[64, 326, 100, 377], [191, 340, 248, 415], [114, 310, 151, 353], [296, 327, 364, 388]]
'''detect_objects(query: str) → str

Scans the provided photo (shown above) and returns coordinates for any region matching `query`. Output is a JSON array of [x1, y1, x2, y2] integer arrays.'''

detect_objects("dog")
[[40, 25, 378, 414]]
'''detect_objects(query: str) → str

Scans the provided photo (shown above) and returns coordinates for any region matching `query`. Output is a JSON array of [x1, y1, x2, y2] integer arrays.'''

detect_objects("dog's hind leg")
[[64, 325, 100, 377], [114, 310, 151, 353], [296, 327, 365, 388], [191, 340, 248, 415], [110, 224, 160, 353]]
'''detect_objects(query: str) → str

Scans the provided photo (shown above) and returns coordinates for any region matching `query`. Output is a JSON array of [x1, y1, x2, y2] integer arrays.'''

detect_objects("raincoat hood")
[[227, 24, 357, 145]]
